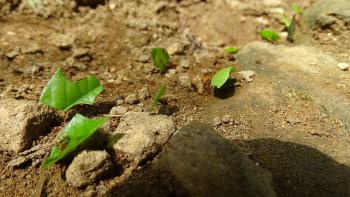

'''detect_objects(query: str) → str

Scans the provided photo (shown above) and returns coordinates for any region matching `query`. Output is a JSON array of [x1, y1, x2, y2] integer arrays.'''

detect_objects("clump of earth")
[[1, 0, 350, 196]]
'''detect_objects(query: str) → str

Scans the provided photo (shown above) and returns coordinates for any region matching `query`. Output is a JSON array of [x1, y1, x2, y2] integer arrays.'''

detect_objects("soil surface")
[[1, 0, 350, 196]]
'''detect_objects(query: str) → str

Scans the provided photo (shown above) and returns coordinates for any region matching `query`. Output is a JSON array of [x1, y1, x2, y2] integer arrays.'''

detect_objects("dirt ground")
[[1, 0, 350, 196]]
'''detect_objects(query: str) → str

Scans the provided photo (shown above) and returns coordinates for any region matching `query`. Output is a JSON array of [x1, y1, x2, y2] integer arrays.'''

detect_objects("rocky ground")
[[1, 0, 350, 196]]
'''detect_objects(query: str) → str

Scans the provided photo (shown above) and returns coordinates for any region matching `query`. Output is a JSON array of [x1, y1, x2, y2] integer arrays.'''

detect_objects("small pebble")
[[138, 55, 149, 63], [262, 0, 282, 6], [237, 71, 256, 82], [336, 62, 349, 71], [179, 74, 192, 88], [222, 115, 232, 124], [116, 99, 124, 106], [138, 87, 150, 100], [110, 106, 128, 115], [51, 34, 74, 50], [165, 69, 176, 78], [286, 117, 301, 126], [201, 68, 212, 75], [6, 50, 19, 59], [125, 94, 139, 104], [21, 43, 41, 54], [167, 43, 184, 55], [132, 106, 143, 112], [180, 59, 190, 69], [212, 117, 222, 126], [191, 75, 204, 94], [72, 48, 89, 58]]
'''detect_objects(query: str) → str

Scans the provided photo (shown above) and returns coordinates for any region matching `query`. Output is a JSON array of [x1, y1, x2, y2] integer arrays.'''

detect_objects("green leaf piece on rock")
[[224, 47, 239, 54], [42, 114, 107, 169], [151, 48, 170, 72], [211, 66, 236, 89], [39, 69, 104, 111], [260, 29, 280, 42]]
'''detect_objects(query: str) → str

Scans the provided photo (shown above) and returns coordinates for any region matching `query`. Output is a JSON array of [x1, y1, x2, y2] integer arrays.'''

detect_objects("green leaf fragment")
[[224, 47, 239, 54], [149, 84, 166, 110], [151, 48, 170, 72], [211, 66, 236, 89], [42, 114, 107, 169], [280, 15, 291, 28], [39, 69, 104, 111], [292, 4, 302, 15], [260, 29, 280, 42]]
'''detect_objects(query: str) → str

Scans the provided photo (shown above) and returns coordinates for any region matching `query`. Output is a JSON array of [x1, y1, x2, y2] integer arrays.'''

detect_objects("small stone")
[[191, 75, 205, 94], [132, 106, 144, 112], [222, 115, 232, 124], [28, 64, 43, 76], [125, 94, 139, 104], [269, 7, 285, 14], [110, 106, 128, 115], [179, 74, 192, 88], [138, 55, 149, 63], [109, 2, 117, 10], [72, 62, 87, 71], [73, 48, 89, 58], [138, 87, 150, 100], [6, 48, 20, 59], [262, 0, 281, 7], [286, 117, 301, 126], [64, 57, 75, 67], [336, 63, 349, 71], [236, 70, 256, 82], [279, 32, 288, 39], [111, 112, 175, 164], [109, 67, 117, 72], [21, 43, 41, 54], [165, 69, 176, 78], [212, 117, 222, 126], [180, 59, 190, 69], [167, 43, 184, 55], [51, 34, 75, 50], [0, 99, 57, 152], [201, 68, 212, 75], [66, 150, 111, 188], [116, 99, 124, 106]]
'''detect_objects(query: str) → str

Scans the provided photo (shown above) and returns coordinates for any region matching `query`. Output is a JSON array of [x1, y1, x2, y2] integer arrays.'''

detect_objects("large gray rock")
[[66, 150, 111, 188], [154, 122, 277, 197], [303, 0, 350, 29], [0, 99, 57, 153], [112, 112, 175, 164], [200, 41, 350, 196]]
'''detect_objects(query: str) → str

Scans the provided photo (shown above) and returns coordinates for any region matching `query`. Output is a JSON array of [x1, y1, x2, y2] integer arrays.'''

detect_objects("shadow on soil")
[[107, 166, 188, 197], [213, 79, 236, 99], [109, 138, 350, 197], [244, 138, 350, 197]]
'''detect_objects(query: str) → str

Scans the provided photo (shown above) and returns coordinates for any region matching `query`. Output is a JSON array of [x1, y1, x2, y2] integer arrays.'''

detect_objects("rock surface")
[[235, 41, 350, 129], [0, 99, 57, 153], [66, 150, 111, 188], [153, 122, 277, 197], [112, 112, 175, 164], [200, 41, 350, 196], [303, 0, 350, 29]]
